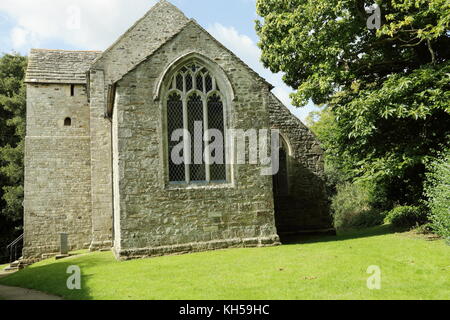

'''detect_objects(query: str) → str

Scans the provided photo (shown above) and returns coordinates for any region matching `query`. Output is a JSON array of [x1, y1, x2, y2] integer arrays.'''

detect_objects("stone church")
[[23, 0, 332, 261]]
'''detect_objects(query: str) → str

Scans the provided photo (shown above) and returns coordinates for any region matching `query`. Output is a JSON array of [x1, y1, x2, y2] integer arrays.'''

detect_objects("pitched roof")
[[25, 49, 102, 84], [114, 20, 273, 90]]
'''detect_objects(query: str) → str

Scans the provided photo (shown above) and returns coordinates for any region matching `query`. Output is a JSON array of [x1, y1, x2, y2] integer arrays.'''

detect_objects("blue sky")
[[0, 0, 319, 121]]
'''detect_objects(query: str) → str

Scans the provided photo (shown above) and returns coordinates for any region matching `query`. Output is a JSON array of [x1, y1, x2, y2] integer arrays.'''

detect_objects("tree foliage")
[[256, 0, 450, 207], [0, 53, 27, 262], [424, 150, 450, 240], [256, 0, 450, 105]]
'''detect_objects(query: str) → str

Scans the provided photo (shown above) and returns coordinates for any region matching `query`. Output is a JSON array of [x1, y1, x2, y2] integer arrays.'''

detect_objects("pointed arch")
[[273, 132, 291, 197], [154, 51, 235, 103], [278, 132, 293, 157], [161, 55, 231, 185]]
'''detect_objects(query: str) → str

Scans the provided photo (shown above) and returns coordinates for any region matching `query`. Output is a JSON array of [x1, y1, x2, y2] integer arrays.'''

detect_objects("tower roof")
[[25, 49, 102, 84]]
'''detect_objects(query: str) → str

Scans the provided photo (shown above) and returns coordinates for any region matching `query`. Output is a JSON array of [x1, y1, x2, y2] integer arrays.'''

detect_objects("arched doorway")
[[273, 135, 289, 196], [273, 135, 290, 234]]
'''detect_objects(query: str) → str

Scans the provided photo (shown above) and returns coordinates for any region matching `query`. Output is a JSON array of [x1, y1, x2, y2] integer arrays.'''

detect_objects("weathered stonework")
[[23, 0, 333, 261], [267, 94, 332, 233], [23, 83, 92, 258]]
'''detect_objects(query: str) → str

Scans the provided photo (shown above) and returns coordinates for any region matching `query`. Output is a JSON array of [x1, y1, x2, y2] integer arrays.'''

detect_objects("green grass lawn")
[[0, 225, 448, 300]]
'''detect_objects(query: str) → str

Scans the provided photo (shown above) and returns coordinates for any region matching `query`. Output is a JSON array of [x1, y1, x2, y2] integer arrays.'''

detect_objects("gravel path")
[[0, 269, 63, 300]]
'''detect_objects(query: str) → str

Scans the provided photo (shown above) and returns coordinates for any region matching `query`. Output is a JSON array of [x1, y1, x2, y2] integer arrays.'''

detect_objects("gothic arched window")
[[166, 61, 227, 184]]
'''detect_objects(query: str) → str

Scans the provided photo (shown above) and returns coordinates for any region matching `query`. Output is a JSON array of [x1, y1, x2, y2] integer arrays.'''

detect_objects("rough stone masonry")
[[23, 0, 333, 261]]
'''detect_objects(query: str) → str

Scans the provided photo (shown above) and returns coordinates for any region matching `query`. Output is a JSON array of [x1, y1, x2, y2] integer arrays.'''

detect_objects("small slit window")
[[70, 84, 75, 96], [64, 117, 72, 126]]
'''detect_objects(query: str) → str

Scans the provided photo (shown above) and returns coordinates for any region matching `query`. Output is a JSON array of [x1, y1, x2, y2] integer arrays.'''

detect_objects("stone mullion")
[[202, 74, 206, 94], [203, 95, 211, 182], [182, 95, 190, 184], [222, 95, 231, 183], [192, 71, 197, 91]]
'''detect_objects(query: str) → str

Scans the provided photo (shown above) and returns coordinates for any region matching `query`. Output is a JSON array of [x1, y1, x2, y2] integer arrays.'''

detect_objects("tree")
[[256, 0, 450, 207], [424, 150, 450, 240], [0, 53, 27, 262]]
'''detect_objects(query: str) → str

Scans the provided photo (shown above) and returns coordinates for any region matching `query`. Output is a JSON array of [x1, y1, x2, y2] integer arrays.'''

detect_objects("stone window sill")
[[165, 181, 235, 191]]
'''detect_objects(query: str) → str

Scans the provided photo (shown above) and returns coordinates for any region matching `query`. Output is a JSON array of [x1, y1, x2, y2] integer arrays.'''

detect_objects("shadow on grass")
[[0, 254, 99, 300], [280, 224, 403, 245]]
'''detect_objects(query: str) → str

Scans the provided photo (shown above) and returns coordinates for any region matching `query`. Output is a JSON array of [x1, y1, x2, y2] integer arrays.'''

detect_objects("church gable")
[[110, 16, 282, 259], [115, 20, 273, 113], [91, 0, 190, 84], [114, 19, 273, 98]]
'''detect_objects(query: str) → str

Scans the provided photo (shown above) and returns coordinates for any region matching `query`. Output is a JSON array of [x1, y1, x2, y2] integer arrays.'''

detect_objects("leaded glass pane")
[[189, 63, 200, 73], [187, 93, 206, 182], [205, 74, 213, 93], [185, 73, 193, 92], [167, 93, 185, 182], [196, 74, 203, 92], [207, 94, 226, 181], [176, 74, 183, 91]]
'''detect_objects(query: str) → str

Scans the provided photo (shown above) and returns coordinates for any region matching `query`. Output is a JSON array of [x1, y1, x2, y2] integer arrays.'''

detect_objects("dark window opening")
[[64, 117, 72, 126], [273, 137, 289, 196], [208, 94, 226, 181], [167, 93, 185, 182], [70, 84, 75, 96]]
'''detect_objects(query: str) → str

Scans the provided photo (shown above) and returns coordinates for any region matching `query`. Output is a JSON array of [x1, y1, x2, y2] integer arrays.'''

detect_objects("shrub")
[[384, 206, 428, 228], [331, 182, 385, 230], [414, 223, 435, 235], [424, 150, 450, 241]]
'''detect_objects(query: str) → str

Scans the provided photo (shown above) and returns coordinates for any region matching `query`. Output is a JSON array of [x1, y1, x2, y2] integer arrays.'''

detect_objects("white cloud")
[[207, 23, 319, 122], [0, 0, 157, 51], [10, 27, 30, 49], [0, 1, 319, 122]]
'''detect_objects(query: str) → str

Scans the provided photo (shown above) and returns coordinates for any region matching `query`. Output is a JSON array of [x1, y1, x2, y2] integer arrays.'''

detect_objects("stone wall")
[[113, 22, 280, 259], [112, 92, 121, 251], [86, 1, 191, 251], [88, 70, 113, 250], [23, 83, 92, 258], [267, 94, 333, 233]]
